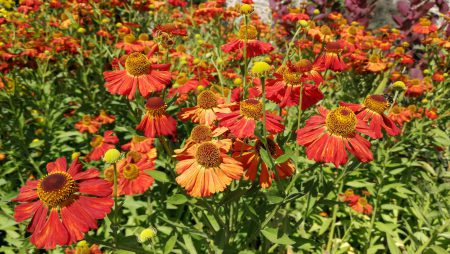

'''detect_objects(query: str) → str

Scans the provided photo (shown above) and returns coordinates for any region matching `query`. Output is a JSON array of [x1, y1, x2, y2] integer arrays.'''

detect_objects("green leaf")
[[386, 234, 401, 254], [164, 235, 178, 254], [275, 153, 291, 164], [182, 234, 197, 254], [346, 180, 374, 188], [429, 246, 448, 254], [430, 128, 450, 147], [259, 147, 274, 168], [261, 228, 295, 245], [375, 222, 397, 234], [146, 170, 170, 183], [166, 194, 188, 205]]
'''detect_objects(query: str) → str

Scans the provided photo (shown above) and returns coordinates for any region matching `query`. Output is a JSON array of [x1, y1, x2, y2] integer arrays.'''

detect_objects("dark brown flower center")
[[145, 97, 166, 116], [37, 172, 77, 207], [190, 125, 213, 143], [197, 90, 218, 109], [195, 142, 221, 167]]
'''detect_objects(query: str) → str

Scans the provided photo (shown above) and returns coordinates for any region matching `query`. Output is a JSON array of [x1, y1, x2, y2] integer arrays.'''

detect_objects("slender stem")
[[112, 163, 119, 248], [261, 77, 267, 137], [326, 168, 347, 252], [242, 15, 249, 99], [283, 25, 302, 64], [387, 90, 400, 114]]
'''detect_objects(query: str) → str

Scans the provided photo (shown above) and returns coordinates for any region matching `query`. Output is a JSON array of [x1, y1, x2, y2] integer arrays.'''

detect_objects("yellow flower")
[[313, 9, 320, 15], [298, 20, 309, 28], [233, 78, 242, 86], [240, 4, 254, 15], [138, 227, 157, 242], [103, 149, 121, 163], [251, 62, 272, 76], [392, 81, 406, 91], [71, 152, 81, 160]]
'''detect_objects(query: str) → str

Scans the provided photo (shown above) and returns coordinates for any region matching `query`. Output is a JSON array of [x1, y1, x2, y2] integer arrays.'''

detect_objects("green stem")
[[283, 25, 302, 64], [112, 163, 119, 248], [242, 15, 249, 99], [326, 167, 347, 252], [261, 77, 267, 137], [387, 90, 400, 114]]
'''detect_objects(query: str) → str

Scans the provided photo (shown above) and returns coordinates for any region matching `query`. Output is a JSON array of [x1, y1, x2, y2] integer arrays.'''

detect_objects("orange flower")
[[75, 116, 101, 134], [13, 157, 113, 249], [121, 135, 155, 153], [179, 90, 231, 126], [388, 105, 412, 126], [136, 97, 177, 137], [412, 17, 437, 34], [175, 141, 243, 197], [232, 137, 295, 188], [95, 110, 115, 124], [103, 52, 171, 100], [365, 54, 387, 73]]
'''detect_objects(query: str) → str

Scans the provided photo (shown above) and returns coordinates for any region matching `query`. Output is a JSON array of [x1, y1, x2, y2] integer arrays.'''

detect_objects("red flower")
[[314, 41, 346, 72], [217, 99, 284, 139], [114, 155, 155, 196], [340, 95, 401, 139], [115, 34, 145, 53], [103, 52, 171, 100], [425, 107, 438, 120], [75, 116, 101, 134], [340, 189, 373, 215], [87, 131, 119, 161], [405, 79, 433, 97], [13, 157, 113, 249], [232, 137, 295, 188], [65, 241, 102, 254], [137, 97, 177, 137], [266, 60, 324, 109], [221, 24, 273, 58], [153, 24, 187, 37], [179, 90, 231, 126], [296, 106, 374, 167]]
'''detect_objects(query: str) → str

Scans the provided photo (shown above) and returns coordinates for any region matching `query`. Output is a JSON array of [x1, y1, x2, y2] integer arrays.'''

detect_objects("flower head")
[[297, 106, 374, 167], [13, 157, 113, 249], [175, 141, 243, 197]]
